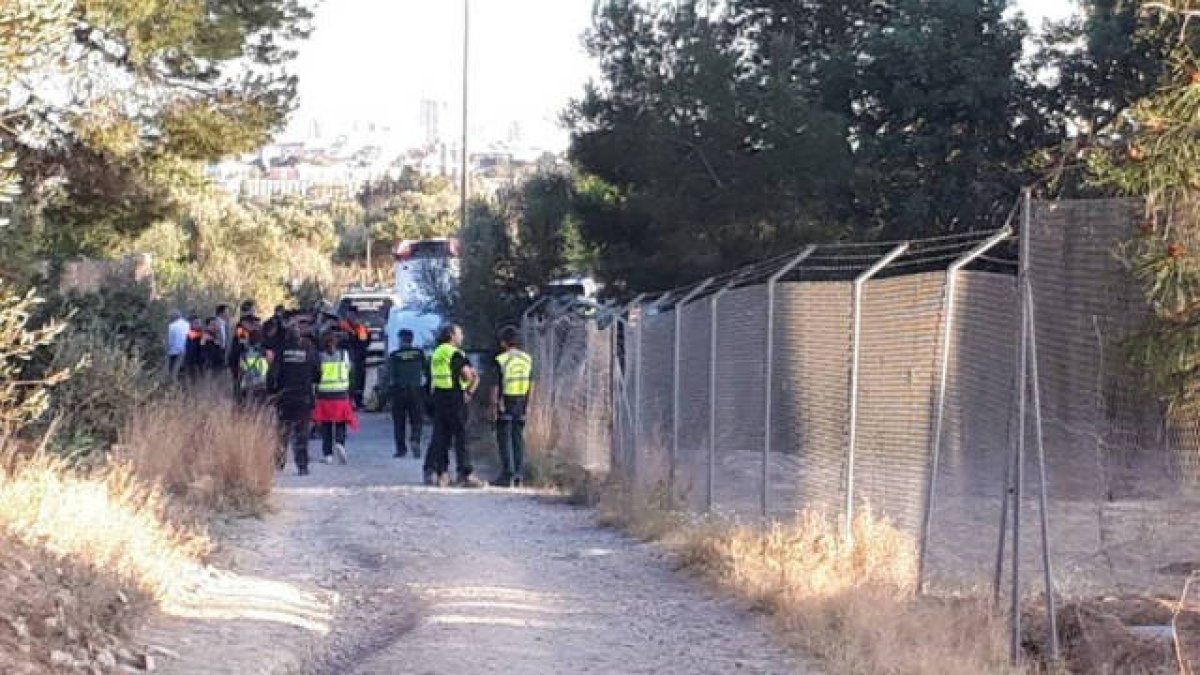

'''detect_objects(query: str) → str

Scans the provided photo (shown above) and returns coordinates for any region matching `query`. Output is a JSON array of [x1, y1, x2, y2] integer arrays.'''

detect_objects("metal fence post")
[[633, 301, 646, 484], [1024, 275, 1060, 662], [917, 228, 1012, 590], [845, 243, 909, 541], [1009, 189, 1032, 665], [762, 247, 816, 519], [673, 279, 714, 502], [618, 294, 646, 477]]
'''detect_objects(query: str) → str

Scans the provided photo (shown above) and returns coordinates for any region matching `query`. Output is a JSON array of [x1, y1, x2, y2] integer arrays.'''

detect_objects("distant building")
[[419, 99, 447, 146]]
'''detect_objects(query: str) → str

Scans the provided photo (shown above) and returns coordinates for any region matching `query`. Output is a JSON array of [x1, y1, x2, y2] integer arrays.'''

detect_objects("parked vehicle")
[[337, 287, 402, 411]]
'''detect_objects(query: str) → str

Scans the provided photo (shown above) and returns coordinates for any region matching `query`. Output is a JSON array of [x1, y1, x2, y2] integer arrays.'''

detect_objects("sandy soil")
[[135, 414, 810, 675]]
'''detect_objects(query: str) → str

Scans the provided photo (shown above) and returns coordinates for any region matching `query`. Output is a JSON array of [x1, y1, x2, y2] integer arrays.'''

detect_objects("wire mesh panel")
[[675, 300, 713, 511], [1030, 199, 1200, 595], [582, 323, 613, 472], [770, 281, 852, 520], [633, 312, 675, 496], [712, 285, 769, 519], [853, 272, 947, 534], [923, 271, 1018, 590]]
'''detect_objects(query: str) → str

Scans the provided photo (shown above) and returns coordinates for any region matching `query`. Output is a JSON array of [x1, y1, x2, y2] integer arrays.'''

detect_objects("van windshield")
[[337, 297, 393, 329]]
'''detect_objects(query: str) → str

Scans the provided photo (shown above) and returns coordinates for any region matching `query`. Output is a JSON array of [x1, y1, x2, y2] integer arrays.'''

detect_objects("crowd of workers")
[[164, 300, 534, 487]]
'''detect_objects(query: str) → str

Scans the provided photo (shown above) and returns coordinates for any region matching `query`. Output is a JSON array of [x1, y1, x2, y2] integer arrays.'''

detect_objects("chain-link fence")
[[522, 197, 1200, 617]]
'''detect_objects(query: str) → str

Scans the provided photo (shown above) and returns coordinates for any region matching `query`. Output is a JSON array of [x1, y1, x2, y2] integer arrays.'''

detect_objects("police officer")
[[424, 324, 482, 488], [387, 329, 429, 459], [268, 327, 320, 475], [491, 326, 534, 488]]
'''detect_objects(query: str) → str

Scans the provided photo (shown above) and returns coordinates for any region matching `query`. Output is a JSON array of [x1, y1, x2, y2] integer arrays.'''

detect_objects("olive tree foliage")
[[0, 287, 71, 439], [0, 1, 76, 228], [0, 0, 314, 270]]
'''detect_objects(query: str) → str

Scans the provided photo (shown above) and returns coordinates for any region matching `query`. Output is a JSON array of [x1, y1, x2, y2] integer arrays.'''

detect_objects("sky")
[[283, 0, 1076, 153]]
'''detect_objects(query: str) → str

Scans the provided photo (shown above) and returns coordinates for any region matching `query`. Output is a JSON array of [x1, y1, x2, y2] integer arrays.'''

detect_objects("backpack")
[[239, 347, 269, 393]]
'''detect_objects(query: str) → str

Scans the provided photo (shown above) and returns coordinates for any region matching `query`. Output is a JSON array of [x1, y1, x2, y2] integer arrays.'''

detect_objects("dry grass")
[[120, 380, 279, 516], [598, 479, 1018, 675], [0, 452, 210, 672]]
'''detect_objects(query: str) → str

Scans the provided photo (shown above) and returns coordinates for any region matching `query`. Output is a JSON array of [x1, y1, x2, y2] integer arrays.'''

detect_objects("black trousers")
[[496, 396, 528, 479], [277, 403, 313, 471], [280, 418, 310, 470], [322, 422, 347, 457], [426, 397, 471, 477], [391, 388, 424, 456]]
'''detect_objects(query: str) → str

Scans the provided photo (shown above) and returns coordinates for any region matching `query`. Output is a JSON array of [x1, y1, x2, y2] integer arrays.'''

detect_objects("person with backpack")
[[385, 329, 429, 459], [269, 327, 320, 475], [313, 331, 358, 465], [238, 329, 271, 407]]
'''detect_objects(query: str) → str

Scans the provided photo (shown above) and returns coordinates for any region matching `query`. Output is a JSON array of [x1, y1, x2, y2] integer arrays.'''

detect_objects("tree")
[[1089, 1, 1200, 414], [567, 0, 852, 292], [568, 0, 1050, 291], [849, 0, 1034, 238], [354, 170, 460, 267], [1029, 0, 1174, 193], [0, 0, 313, 268]]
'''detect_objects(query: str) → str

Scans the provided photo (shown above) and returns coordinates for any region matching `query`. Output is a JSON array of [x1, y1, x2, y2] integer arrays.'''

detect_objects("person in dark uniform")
[[424, 324, 482, 488], [386, 329, 429, 459], [268, 327, 320, 475]]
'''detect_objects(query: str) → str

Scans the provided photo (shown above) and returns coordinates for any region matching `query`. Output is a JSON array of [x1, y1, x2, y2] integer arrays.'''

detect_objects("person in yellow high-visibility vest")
[[424, 324, 482, 488], [490, 326, 534, 488], [312, 331, 359, 465]]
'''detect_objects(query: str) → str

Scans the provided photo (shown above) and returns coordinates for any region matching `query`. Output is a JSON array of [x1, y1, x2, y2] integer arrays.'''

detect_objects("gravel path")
[[139, 414, 810, 675]]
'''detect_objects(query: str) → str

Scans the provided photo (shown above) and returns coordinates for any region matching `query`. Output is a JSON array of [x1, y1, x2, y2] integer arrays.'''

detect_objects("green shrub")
[[49, 330, 164, 450]]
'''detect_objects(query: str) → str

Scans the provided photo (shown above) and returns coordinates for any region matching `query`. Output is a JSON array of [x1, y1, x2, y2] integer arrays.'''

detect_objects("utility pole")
[[460, 0, 470, 235]]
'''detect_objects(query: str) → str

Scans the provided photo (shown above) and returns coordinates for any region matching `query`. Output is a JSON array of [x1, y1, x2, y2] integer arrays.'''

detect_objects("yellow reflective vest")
[[431, 343, 467, 391], [496, 349, 533, 397], [318, 350, 351, 395]]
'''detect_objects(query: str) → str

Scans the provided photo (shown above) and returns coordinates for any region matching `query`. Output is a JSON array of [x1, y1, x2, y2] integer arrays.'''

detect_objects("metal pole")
[[673, 278, 714, 500], [918, 228, 1012, 591], [620, 295, 645, 472], [1010, 189, 1032, 665], [634, 301, 645, 484], [993, 422, 1015, 605], [762, 247, 817, 518], [845, 243, 909, 541], [459, 0, 470, 235], [1024, 237, 1060, 662]]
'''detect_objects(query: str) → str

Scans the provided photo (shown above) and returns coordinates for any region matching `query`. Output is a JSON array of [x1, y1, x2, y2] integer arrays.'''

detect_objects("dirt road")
[[138, 414, 809, 674]]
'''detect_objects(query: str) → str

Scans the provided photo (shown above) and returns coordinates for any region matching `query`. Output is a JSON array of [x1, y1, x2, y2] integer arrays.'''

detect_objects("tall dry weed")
[[0, 453, 210, 602], [120, 381, 278, 516], [601, 485, 1017, 675], [0, 450, 211, 673], [679, 509, 1016, 674]]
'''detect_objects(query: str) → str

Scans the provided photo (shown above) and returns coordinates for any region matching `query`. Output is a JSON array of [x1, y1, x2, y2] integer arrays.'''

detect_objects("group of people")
[[166, 300, 535, 487], [381, 323, 534, 488], [166, 300, 373, 473]]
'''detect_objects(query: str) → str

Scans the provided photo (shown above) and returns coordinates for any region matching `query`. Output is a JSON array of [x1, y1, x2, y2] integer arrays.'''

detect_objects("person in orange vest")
[[339, 309, 371, 409], [228, 300, 261, 388]]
